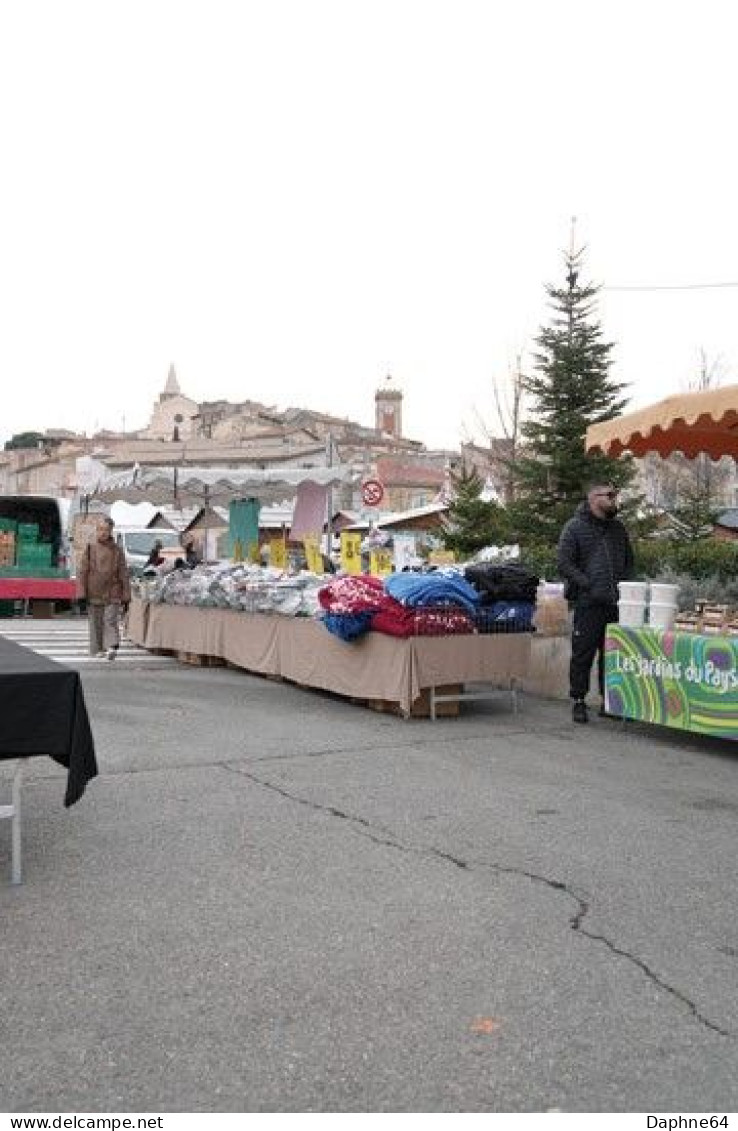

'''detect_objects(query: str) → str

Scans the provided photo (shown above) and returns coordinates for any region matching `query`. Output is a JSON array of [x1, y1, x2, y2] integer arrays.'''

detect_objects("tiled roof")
[[374, 457, 445, 487]]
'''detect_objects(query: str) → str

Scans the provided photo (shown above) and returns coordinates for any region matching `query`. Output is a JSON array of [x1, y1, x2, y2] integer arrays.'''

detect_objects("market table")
[[0, 636, 98, 882], [604, 624, 738, 740], [131, 598, 531, 718]]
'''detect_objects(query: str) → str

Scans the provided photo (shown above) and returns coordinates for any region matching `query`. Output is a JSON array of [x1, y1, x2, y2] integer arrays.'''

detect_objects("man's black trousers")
[[569, 602, 618, 701]]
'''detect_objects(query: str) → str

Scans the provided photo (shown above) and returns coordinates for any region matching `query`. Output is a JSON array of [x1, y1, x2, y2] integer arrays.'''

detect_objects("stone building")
[[141, 365, 199, 441]]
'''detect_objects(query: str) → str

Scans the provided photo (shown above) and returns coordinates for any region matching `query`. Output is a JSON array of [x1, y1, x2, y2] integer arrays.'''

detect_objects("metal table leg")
[[0, 759, 26, 884]]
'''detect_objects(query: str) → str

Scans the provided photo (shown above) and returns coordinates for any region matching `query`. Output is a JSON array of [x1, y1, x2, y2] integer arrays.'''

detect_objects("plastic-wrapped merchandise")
[[146, 561, 326, 616]]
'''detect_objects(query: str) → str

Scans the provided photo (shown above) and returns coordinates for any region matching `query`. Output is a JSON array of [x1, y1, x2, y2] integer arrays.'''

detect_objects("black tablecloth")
[[0, 636, 98, 806]]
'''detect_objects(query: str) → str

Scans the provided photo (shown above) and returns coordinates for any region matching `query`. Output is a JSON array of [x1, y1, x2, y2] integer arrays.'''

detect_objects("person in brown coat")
[[77, 516, 131, 660]]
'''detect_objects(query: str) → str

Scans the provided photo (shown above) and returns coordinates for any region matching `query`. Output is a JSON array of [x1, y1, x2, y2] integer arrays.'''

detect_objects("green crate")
[[16, 522, 40, 542], [0, 518, 17, 534], [0, 565, 66, 578], [17, 547, 52, 567]]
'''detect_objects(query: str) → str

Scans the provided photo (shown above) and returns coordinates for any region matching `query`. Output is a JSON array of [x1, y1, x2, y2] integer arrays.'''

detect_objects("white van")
[[116, 527, 185, 576]]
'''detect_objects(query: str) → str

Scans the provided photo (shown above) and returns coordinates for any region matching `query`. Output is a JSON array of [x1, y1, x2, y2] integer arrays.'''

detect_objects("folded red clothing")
[[413, 607, 475, 635], [370, 596, 416, 637], [371, 597, 475, 638], [318, 574, 385, 614]]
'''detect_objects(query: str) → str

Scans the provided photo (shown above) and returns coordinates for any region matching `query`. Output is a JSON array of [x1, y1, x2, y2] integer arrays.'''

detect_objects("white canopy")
[[83, 464, 356, 506]]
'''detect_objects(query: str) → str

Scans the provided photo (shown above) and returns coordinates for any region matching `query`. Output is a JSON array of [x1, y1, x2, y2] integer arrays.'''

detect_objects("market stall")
[[84, 463, 355, 507], [585, 383, 738, 461], [93, 465, 535, 717], [605, 624, 738, 740], [587, 383, 738, 738], [129, 596, 531, 718]]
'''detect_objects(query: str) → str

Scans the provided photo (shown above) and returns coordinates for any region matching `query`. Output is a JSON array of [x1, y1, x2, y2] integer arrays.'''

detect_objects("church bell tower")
[[374, 374, 403, 438]]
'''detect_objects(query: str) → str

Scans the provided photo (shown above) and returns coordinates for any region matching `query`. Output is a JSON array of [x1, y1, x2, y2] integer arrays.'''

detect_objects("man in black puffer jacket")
[[557, 483, 634, 723]]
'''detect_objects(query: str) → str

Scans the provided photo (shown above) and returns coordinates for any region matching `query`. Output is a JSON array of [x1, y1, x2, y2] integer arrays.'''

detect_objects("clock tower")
[[375, 374, 403, 439]]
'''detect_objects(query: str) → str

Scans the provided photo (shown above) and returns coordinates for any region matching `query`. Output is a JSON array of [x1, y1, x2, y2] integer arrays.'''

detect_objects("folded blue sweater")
[[385, 572, 480, 616]]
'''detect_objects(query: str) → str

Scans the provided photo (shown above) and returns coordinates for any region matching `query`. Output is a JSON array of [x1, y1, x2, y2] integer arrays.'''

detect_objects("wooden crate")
[[411, 685, 461, 718], [362, 684, 462, 718]]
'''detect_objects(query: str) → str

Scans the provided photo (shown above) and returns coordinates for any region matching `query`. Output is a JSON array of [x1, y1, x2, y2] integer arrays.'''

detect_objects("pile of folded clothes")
[[318, 574, 386, 641], [147, 562, 324, 616], [318, 571, 481, 641], [463, 562, 539, 631]]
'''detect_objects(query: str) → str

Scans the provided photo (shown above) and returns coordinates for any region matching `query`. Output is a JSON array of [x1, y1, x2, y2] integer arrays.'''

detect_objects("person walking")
[[557, 482, 634, 723], [77, 516, 131, 660]]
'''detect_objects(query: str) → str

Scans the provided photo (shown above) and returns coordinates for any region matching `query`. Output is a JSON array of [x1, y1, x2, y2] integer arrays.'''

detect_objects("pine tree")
[[510, 246, 635, 542], [442, 463, 510, 557]]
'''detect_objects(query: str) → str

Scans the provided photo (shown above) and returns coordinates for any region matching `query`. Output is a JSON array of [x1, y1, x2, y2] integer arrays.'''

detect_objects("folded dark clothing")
[[464, 563, 539, 603]]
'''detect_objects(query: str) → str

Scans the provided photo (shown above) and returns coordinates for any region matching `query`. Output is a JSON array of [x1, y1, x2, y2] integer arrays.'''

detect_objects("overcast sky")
[[1, 0, 737, 451]]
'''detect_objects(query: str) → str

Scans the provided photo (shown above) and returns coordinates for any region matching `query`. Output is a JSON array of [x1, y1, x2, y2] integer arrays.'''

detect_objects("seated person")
[[145, 540, 165, 569], [179, 535, 201, 569]]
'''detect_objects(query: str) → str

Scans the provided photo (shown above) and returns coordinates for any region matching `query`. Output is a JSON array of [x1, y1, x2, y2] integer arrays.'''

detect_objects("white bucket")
[[649, 583, 679, 606], [618, 600, 646, 627], [618, 580, 649, 603], [649, 602, 676, 630]]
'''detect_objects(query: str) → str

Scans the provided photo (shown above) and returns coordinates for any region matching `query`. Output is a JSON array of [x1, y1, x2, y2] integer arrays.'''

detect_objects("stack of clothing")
[[318, 572, 479, 641], [463, 562, 538, 632], [384, 571, 480, 617], [318, 575, 386, 641], [371, 597, 474, 638]]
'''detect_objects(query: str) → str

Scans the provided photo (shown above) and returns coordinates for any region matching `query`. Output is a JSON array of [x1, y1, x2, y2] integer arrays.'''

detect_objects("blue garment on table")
[[385, 571, 480, 616], [320, 611, 375, 642]]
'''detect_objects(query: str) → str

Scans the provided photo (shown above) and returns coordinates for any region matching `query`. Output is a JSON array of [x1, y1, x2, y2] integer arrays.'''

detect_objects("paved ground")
[[0, 616, 177, 667], [1, 647, 738, 1113]]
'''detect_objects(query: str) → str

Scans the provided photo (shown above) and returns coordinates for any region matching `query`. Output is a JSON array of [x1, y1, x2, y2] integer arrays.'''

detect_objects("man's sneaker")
[[106, 647, 118, 661], [572, 699, 589, 724], [95, 651, 107, 659]]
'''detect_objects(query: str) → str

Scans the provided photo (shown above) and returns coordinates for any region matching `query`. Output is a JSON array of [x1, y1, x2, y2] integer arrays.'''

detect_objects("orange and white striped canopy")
[[586, 384, 738, 460]]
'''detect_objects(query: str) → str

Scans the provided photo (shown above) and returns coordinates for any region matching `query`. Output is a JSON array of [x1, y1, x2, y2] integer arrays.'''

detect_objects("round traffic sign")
[[361, 478, 385, 507]]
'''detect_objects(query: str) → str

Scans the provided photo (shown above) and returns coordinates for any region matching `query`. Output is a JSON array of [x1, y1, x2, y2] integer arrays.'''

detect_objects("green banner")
[[605, 625, 738, 740]]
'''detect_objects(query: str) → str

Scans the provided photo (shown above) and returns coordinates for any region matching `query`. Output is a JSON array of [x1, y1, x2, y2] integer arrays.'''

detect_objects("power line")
[[604, 280, 738, 292]]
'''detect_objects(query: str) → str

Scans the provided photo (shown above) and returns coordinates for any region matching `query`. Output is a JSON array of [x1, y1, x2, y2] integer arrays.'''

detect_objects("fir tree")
[[510, 247, 635, 542], [442, 463, 510, 557]]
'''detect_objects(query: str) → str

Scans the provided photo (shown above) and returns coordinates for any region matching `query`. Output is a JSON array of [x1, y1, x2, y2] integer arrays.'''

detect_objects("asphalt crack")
[[224, 762, 732, 1039]]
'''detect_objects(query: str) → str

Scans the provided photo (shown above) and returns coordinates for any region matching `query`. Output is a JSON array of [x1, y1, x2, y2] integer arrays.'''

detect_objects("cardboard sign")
[[428, 550, 456, 566], [303, 536, 323, 575], [393, 533, 418, 572], [340, 532, 362, 575], [270, 537, 287, 570], [369, 548, 393, 577]]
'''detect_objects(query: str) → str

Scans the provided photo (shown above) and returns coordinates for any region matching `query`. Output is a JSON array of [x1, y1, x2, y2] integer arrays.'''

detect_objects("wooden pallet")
[[166, 646, 461, 717], [175, 651, 226, 667]]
